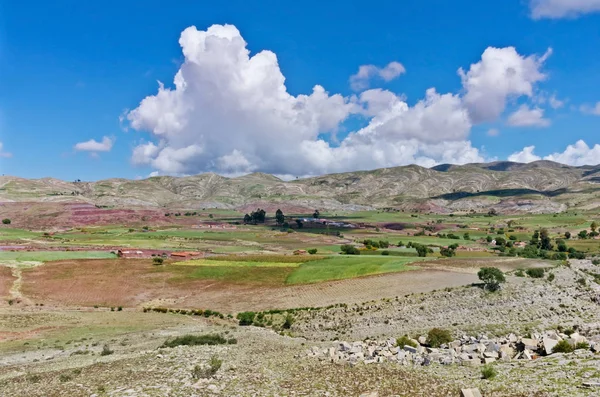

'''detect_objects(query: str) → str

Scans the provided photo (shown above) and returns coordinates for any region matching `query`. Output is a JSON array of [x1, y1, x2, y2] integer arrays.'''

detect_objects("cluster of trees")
[[243, 209, 266, 224], [362, 239, 390, 249], [340, 244, 361, 255], [440, 243, 459, 257]]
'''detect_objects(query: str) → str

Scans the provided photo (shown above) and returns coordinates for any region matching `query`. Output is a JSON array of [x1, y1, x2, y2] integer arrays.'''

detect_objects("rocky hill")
[[2, 160, 600, 213]]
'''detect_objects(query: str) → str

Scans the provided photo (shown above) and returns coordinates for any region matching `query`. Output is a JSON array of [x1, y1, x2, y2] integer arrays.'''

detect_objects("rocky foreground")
[[1, 260, 600, 396]]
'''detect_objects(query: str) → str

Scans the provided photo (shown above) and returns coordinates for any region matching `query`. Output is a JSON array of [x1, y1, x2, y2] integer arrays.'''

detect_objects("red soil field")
[[20, 259, 480, 312]]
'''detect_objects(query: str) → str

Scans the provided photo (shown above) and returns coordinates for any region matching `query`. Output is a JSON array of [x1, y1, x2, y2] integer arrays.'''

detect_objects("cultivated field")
[[1, 204, 600, 396]]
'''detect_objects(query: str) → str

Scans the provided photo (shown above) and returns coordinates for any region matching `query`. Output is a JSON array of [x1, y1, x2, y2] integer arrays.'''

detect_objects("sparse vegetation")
[[426, 328, 452, 348], [481, 364, 497, 379], [552, 340, 574, 353], [162, 334, 233, 348], [396, 335, 417, 348]]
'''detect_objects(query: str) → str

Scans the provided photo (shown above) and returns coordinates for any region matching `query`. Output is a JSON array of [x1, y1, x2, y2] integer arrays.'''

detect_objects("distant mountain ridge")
[[2, 161, 600, 213]]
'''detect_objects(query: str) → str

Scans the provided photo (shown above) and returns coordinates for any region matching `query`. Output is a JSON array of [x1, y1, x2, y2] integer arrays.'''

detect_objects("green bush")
[[481, 364, 497, 379], [282, 314, 294, 329], [478, 267, 505, 291], [526, 268, 545, 278], [426, 328, 452, 348], [307, 248, 318, 255], [161, 334, 233, 348], [340, 245, 360, 255], [237, 311, 256, 326], [381, 250, 390, 256], [152, 257, 164, 265], [396, 335, 417, 348], [575, 342, 590, 350], [552, 340, 574, 353], [515, 269, 525, 277], [547, 273, 555, 282], [592, 259, 600, 265], [1, 218, 10, 225]]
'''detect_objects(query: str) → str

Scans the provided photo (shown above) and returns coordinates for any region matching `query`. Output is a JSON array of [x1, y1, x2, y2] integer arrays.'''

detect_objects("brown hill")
[[2, 161, 600, 214]]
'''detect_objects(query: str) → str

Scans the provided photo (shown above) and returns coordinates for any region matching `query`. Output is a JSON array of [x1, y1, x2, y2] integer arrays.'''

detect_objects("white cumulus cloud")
[[508, 146, 541, 163], [530, 0, 600, 19], [125, 24, 558, 177], [459, 46, 551, 123], [507, 105, 551, 127], [74, 136, 114, 152], [349, 61, 406, 91], [580, 102, 600, 115], [509, 140, 600, 165]]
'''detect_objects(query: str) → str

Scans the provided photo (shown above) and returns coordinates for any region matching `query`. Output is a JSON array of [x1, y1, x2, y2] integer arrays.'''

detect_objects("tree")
[[313, 209, 320, 219], [592, 221, 598, 232], [426, 328, 453, 348], [565, 231, 571, 239], [340, 244, 360, 255], [440, 246, 456, 257], [557, 239, 568, 252], [578, 230, 588, 239], [243, 214, 252, 224], [487, 208, 498, 217], [1, 219, 10, 225], [530, 230, 540, 247], [250, 209, 266, 223], [152, 257, 164, 265], [295, 219, 303, 229], [414, 244, 428, 257], [275, 209, 285, 225], [463, 232, 470, 240], [477, 267, 505, 291], [539, 228, 553, 251], [307, 248, 318, 255]]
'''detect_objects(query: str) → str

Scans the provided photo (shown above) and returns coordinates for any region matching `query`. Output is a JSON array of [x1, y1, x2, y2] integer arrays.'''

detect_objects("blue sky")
[[0, 0, 599, 180]]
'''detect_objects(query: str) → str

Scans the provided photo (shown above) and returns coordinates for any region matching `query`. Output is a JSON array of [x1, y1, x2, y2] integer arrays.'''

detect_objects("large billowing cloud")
[[530, 0, 600, 19], [127, 24, 552, 177], [459, 47, 551, 123], [508, 140, 600, 165]]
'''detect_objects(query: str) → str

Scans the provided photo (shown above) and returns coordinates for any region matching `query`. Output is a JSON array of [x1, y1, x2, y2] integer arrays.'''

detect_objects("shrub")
[[426, 328, 452, 348], [515, 269, 525, 277], [237, 311, 256, 326], [481, 364, 497, 379], [152, 257, 164, 265], [526, 268, 545, 278], [1, 218, 10, 225], [58, 374, 72, 382], [396, 335, 417, 348], [381, 250, 390, 256], [593, 259, 600, 265], [307, 248, 318, 255], [340, 245, 360, 255], [575, 342, 590, 350], [161, 334, 232, 348], [478, 267, 505, 291], [100, 345, 114, 356], [282, 314, 294, 329], [552, 340, 574, 353], [192, 355, 222, 379], [547, 273, 555, 282]]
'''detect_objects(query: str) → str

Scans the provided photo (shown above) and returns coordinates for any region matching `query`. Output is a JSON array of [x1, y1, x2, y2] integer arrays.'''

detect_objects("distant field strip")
[[175, 259, 302, 268], [0, 251, 115, 262]]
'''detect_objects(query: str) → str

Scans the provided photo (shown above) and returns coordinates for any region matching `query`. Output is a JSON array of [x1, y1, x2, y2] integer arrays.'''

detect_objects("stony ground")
[[0, 260, 600, 396]]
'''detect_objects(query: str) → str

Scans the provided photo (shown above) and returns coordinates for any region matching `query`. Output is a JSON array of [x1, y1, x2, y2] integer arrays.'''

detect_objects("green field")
[[167, 254, 424, 285], [0, 250, 116, 262], [285, 256, 423, 284]]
